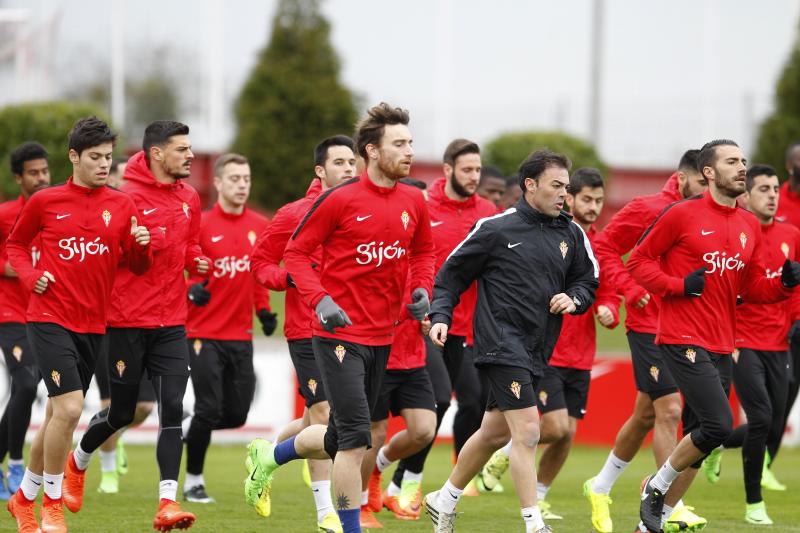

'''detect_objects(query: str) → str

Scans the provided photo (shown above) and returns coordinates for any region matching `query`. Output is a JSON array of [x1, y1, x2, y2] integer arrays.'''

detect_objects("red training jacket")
[[108, 151, 209, 328], [593, 173, 682, 334], [628, 191, 791, 354], [736, 220, 800, 351], [0, 196, 41, 324], [186, 203, 270, 341], [549, 226, 622, 370], [251, 180, 322, 341], [6, 178, 152, 334], [776, 181, 800, 230], [426, 177, 497, 338], [284, 172, 436, 346]]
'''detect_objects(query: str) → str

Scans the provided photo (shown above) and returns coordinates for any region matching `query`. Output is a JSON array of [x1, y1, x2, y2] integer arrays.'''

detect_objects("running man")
[[476, 165, 507, 209]]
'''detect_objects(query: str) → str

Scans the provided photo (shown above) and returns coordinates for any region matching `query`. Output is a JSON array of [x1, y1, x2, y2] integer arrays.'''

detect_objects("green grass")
[[15, 443, 799, 532]]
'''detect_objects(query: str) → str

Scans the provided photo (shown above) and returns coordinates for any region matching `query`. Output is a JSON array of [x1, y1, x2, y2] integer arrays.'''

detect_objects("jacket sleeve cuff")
[[428, 312, 451, 327], [668, 277, 685, 296]]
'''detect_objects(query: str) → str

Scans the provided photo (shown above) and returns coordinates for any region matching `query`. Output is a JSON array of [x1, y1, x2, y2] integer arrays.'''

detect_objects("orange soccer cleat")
[[7, 490, 41, 533], [360, 505, 383, 529], [367, 467, 382, 513], [153, 499, 196, 532], [41, 494, 68, 533], [62, 451, 86, 513], [382, 488, 419, 520]]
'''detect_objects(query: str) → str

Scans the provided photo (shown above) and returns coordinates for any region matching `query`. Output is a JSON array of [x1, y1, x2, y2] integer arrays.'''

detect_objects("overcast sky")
[[2, 0, 799, 167]]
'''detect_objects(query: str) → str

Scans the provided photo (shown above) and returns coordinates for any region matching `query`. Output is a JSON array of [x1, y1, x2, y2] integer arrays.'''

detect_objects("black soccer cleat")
[[183, 484, 215, 504], [639, 475, 664, 533]]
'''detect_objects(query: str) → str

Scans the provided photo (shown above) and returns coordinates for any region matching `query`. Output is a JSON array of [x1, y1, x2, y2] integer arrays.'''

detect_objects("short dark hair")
[[698, 139, 739, 177], [678, 149, 700, 172], [355, 102, 410, 160], [479, 165, 504, 185], [10, 142, 48, 176], [142, 120, 189, 162], [214, 153, 248, 178], [746, 164, 778, 192], [517, 149, 571, 190], [68, 116, 117, 156], [568, 167, 604, 195], [314, 135, 355, 166], [399, 177, 427, 190], [443, 139, 479, 166], [786, 140, 800, 163]]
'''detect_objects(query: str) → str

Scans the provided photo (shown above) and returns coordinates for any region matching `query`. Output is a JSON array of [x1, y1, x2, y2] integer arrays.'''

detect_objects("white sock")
[[100, 451, 116, 473], [402, 470, 423, 484], [651, 459, 680, 493], [182, 414, 193, 440], [8, 458, 23, 467], [522, 505, 545, 532], [20, 469, 43, 501], [636, 522, 647, 532], [311, 480, 334, 522], [661, 503, 675, 526], [376, 447, 393, 473], [501, 440, 513, 457], [676, 499, 684, 508], [43, 472, 63, 500], [160, 480, 178, 502], [592, 451, 629, 494], [184, 473, 204, 490], [536, 482, 549, 501], [73, 443, 93, 471], [437, 479, 463, 514], [387, 481, 401, 497], [360, 489, 369, 506]]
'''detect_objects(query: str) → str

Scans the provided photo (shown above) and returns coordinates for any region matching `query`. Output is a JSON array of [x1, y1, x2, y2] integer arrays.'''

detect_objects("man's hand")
[[257, 309, 278, 336], [34, 271, 55, 295], [684, 267, 706, 297], [624, 285, 650, 308], [315, 295, 351, 333], [596, 305, 614, 327], [429, 322, 448, 347], [194, 257, 209, 275], [4, 261, 17, 277], [550, 293, 576, 315], [188, 279, 211, 306], [130, 216, 150, 246], [781, 259, 800, 288], [406, 288, 430, 320], [420, 317, 432, 336]]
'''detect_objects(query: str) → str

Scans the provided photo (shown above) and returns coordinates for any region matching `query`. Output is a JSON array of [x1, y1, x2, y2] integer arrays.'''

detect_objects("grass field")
[[7, 443, 798, 532]]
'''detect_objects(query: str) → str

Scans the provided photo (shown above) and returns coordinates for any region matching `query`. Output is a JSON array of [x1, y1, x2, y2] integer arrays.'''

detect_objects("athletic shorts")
[[669, 346, 732, 439], [628, 331, 679, 399], [27, 322, 106, 397], [481, 364, 539, 412], [0, 322, 36, 373], [188, 338, 256, 423], [107, 326, 190, 390], [314, 336, 390, 455], [371, 366, 436, 422], [288, 339, 327, 407], [536, 365, 591, 419], [94, 341, 156, 402]]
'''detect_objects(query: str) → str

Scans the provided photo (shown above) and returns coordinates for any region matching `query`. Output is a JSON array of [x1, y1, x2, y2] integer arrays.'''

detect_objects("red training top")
[[108, 151, 209, 329], [628, 191, 792, 354], [0, 196, 41, 324], [776, 181, 800, 230], [6, 178, 152, 334], [284, 172, 436, 346], [186, 203, 270, 341]]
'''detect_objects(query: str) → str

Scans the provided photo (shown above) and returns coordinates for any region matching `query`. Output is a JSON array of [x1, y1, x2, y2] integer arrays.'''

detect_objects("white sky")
[[2, 0, 799, 167]]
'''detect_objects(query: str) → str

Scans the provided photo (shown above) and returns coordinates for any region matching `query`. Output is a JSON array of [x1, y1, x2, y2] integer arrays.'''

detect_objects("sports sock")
[[311, 480, 334, 522], [43, 472, 63, 500], [536, 482, 549, 501], [437, 479, 463, 514], [73, 443, 93, 471], [522, 505, 545, 532], [360, 490, 368, 506], [20, 469, 43, 501], [402, 470, 423, 484], [337, 508, 360, 533], [376, 447, 392, 472], [592, 451, 629, 494], [661, 503, 674, 526], [651, 459, 680, 493], [8, 458, 23, 466], [159, 480, 178, 502], [184, 473, 204, 490], [100, 451, 116, 473], [273, 436, 301, 466], [387, 481, 401, 497], [501, 440, 513, 457]]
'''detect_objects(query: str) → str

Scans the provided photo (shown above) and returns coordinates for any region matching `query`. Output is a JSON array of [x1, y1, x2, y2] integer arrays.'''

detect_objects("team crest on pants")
[[308, 378, 318, 396], [248, 230, 257, 247], [559, 241, 568, 259], [401, 210, 410, 230], [334, 344, 346, 363], [649, 365, 659, 382], [102, 209, 111, 227], [510, 381, 521, 399], [116, 360, 126, 378], [193, 339, 202, 355], [782, 242, 790, 258], [12, 345, 22, 362], [732, 349, 740, 364], [51, 370, 61, 388], [685, 348, 697, 363], [538, 390, 547, 406], [740, 232, 747, 250]]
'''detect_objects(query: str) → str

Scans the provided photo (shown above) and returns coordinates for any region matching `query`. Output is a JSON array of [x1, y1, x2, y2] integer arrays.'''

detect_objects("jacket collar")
[[514, 197, 570, 226]]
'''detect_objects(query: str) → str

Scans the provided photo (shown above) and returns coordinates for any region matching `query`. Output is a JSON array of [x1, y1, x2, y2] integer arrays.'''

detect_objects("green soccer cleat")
[[478, 449, 509, 493], [539, 500, 562, 520], [761, 451, 786, 491], [583, 477, 612, 533], [116, 439, 128, 476], [318, 510, 344, 532], [97, 471, 119, 494], [701, 447, 723, 484], [745, 501, 773, 525], [244, 439, 278, 516], [665, 503, 707, 532], [302, 458, 312, 488]]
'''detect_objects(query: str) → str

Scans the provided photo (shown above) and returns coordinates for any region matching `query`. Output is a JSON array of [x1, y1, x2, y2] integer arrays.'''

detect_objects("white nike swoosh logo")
[[211, 235, 224, 242], [158, 226, 167, 231], [430, 221, 443, 227], [56, 214, 70, 219], [320, 315, 328, 324], [701, 230, 714, 235], [144, 208, 157, 215], [508, 242, 522, 248], [356, 215, 372, 222]]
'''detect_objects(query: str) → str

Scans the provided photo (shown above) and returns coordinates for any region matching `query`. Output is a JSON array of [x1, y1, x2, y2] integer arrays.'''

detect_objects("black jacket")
[[428, 198, 599, 376]]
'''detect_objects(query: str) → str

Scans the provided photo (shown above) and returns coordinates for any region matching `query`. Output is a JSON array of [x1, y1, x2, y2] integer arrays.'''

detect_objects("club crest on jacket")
[[102, 209, 111, 227], [248, 230, 257, 247], [739, 232, 747, 250], [401, 210, 410, 230], [560, 241, 568, 259], [782, 242, 790, 258]]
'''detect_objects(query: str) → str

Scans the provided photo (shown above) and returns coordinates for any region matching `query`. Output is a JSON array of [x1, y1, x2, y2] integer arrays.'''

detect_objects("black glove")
[[406, 288, 430, 320], [257, 309, 278, 336], [315, 295, 352, 333], [286, 273, 296, 288], [188, 279, 211, 306], [683, 267, 706, 297], [789, 320, 800, 346], [781, 259, 800, 288]]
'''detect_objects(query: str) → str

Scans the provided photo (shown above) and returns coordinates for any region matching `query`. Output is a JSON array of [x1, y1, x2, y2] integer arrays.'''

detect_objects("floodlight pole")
[[589, 0, 604, 146]]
